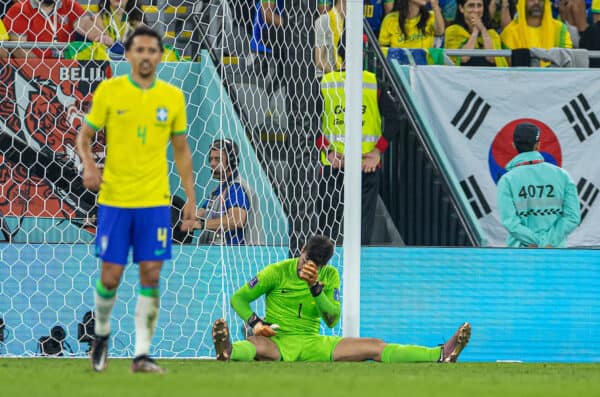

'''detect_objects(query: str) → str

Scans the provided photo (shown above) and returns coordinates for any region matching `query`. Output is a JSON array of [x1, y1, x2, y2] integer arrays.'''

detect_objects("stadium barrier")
[[1, 244, 599, 362]]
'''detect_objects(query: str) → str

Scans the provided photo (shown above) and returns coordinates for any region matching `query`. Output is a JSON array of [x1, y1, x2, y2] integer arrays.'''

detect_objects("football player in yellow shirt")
[[76, 26, 196, 374]]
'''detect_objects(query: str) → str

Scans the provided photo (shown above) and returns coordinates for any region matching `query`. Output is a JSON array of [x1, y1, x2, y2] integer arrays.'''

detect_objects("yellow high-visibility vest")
[[320, 70, 381, 165]]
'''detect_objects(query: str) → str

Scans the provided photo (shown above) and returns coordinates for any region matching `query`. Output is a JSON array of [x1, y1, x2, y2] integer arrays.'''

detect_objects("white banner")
[[411, 66, 600, 247]]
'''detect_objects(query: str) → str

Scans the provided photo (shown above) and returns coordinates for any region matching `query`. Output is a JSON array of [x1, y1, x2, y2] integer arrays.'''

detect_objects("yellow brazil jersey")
[[0, 19, 8, 41], [85, 75, 187, 208], [593, 0, 600, 13], [378, 11, 436, 49]]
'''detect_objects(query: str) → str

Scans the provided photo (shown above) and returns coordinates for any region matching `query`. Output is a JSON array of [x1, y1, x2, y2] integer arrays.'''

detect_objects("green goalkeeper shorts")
[[270, 335, 344, 362]]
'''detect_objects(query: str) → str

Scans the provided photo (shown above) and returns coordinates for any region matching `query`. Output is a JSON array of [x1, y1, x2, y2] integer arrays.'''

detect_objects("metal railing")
[[364, 21, 483, 246], [444, 48, 600, 59]]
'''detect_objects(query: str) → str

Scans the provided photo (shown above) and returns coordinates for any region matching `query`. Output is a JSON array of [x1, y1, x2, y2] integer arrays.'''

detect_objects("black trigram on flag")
[[460, 175, 491, 219], [577, 177, 599, 222], [562, 94, 600, 142], [451, 90, 491, 139]]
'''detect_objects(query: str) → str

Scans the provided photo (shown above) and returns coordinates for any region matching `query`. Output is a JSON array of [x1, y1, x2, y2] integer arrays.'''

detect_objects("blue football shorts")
[[95, 204, 171, 265]]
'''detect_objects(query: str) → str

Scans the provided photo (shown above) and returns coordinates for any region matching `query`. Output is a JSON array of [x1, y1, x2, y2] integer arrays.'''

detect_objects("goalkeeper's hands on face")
[[299, 260, 319, 286]]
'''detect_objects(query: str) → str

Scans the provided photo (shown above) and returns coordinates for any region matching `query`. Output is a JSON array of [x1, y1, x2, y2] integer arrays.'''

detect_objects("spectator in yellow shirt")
[[500, 0, 572, 50], [444, 0, 508, 66], [378, 0, 445, 49], [92, 0, 143, 48]]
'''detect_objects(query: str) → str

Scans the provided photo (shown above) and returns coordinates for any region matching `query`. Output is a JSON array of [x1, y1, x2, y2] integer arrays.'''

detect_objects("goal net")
[[0, 0, 344, 357]]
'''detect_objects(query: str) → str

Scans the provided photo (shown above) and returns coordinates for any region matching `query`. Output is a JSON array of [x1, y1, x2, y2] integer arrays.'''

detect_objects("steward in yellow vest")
[[316, 32, 396, 245], [319, 70, 383, 167]]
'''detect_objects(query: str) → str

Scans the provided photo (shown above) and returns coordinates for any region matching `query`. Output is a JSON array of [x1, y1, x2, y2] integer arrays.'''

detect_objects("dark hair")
[[98, 0, 144, 25], [513, 122, 540, 153], [304, 235, 334, 267], [393, 0, 430, 40], [124, 26, 164, 52], [209, 139, 240, 171], [453, 0, 491, 31]]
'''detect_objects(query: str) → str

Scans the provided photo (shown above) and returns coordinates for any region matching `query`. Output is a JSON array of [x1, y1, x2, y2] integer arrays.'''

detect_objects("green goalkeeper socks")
[[381, 344, 442, 363], [231, 341, 257, 361]]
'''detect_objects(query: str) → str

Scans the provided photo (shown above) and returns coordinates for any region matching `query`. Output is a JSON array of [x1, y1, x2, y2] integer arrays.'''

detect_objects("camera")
[[77, 310, 96, 352], [38, 325, 67, 356]]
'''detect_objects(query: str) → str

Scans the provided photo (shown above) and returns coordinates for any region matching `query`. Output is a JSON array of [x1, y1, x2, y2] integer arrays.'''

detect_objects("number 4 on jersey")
[[137, 126, 147, 144]]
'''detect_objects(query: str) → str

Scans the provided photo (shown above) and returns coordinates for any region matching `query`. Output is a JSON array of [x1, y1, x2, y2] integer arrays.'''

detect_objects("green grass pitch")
[[2, 359, 600, 397]]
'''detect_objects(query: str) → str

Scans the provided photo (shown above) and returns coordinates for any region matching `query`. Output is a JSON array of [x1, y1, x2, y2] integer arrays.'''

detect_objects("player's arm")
[[300, 263, 340, 328], [497, 178, 541, 247], [314, 275, 341, 328], [77, 123, 102, 191], [77, 81, 108, 191], [171, 90, 196, 232], [171, 135, 196, 232], [230, 265, 279, 335]]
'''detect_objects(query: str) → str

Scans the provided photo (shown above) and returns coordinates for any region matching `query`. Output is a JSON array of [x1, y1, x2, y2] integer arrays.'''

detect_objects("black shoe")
[[212, 318, 232, 361], [440, 322, 471, 363], [90, 335, 109, 372], [131, 355, 165, 374]]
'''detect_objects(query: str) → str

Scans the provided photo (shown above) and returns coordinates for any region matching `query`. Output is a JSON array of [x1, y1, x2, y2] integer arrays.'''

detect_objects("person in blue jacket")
[[497, 122, 581, 248]]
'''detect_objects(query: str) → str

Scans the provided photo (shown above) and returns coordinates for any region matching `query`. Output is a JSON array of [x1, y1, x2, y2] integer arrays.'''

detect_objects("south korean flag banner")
[[410, 66, 600, 247]]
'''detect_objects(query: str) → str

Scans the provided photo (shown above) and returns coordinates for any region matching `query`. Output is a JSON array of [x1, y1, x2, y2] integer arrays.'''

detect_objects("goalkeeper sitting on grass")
[[212, 235, 471, 363]]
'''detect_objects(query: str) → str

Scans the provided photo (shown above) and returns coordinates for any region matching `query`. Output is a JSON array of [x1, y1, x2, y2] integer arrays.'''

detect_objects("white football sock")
[[134, 295, 159, 357], [94, 290, 116, 337]]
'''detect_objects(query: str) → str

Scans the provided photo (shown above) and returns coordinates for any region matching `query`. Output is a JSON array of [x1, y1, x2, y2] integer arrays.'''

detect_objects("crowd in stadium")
[[0, 0, 597, 63], [248, 0, 600, 67], [0, 0, 182, 60]]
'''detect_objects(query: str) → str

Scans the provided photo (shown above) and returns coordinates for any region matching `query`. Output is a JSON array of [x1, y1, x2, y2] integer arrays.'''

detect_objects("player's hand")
[[362, 148, 381, 173], [180, 200, 196, 232], [299, 261, 319, 285], [253, 322, 277, 337], [429, 0, 440, 9], [82, 163, 102, 191]]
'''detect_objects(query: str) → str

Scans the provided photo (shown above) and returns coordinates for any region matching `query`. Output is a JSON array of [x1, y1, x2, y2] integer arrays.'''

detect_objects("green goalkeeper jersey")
[[231, 258, 341, 335]]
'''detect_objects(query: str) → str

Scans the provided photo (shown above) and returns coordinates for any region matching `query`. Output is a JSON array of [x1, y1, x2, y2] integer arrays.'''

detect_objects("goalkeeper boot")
[[90, 334, 109, 372], [440, 322, 471, 363], [212, 318, 232, 361], [131, 355, 166, 374]]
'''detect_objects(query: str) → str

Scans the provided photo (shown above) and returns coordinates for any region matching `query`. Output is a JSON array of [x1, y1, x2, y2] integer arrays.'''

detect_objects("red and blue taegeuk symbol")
[[488, 118, 562, 184]]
